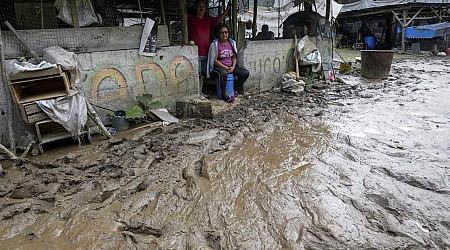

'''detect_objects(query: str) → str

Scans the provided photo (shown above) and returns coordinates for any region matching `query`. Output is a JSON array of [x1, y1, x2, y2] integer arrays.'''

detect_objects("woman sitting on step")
[[206, 24, 249, 103]]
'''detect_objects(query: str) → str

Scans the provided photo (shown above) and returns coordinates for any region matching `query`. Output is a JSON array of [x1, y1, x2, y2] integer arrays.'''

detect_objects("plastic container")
[[112, 110, 129, 131], [365, 36, 376, 50], [149, 36, 157, 53], [216, 73, 235, 99], [360, 50, 394, 79], [412, 42, 421, 54]]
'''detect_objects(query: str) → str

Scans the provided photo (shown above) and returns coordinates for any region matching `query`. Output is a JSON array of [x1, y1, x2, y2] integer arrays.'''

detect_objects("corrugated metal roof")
[[406, 22, 450, 38], [340, 0, 450, 13]]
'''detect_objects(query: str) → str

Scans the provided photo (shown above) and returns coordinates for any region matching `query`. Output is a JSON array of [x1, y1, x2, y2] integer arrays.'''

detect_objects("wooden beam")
[[402, 9, 407, 52], [405, 6, 424, 26], [326, 0, 331, 21], [252, 0, 258, 39], [70, 0, 79, 28], [180, 0, 188, 45], [232, 0, 238, 39], [391, 9, 403, 25], [4, 21, 41, 62]]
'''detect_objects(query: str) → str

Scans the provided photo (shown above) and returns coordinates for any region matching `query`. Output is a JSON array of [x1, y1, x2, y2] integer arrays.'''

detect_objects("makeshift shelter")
[[337, 0, 450, 51]]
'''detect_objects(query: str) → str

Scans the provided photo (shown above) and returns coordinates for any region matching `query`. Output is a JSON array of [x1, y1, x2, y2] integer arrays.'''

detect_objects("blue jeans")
[[210, 66, 249, 96], [198, 56, 207, 76]]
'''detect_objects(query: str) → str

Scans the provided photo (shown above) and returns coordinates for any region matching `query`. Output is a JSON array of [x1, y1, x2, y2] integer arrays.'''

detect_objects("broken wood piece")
[[294, 34, 300, 80], [0, 143, 18, 160], [20, 140, 35, 158], [4, 21, 41, 62], [85, 99, 113, 139], [131, 121, 163, 131]]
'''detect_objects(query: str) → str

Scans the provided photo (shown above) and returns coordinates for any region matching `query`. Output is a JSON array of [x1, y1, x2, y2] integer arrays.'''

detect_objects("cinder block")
[[176, 95, 212, 119]]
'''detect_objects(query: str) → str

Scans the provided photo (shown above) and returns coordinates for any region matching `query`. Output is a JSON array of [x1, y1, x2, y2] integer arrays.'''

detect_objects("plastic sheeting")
[[406, 22, 450, 38], [340, 0, 449, 13], [13, 61, 56, 74], [37, 91, 88, 138], [297, 35, 322, 72], [39, 46, 89, 138], [276, 0, 343, 20], [43, 46, 86, 91], [54, 0, 98, 27]]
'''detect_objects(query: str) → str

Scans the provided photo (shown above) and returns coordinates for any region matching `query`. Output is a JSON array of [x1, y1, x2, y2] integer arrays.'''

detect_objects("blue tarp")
[[406, 22, 450, 39]]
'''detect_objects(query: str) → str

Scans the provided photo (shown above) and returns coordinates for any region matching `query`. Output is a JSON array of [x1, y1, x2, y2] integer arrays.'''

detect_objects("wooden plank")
[[18, 104, 29, 124], [4, 21, 41, 62], [9, 66, 61, 81], [27, 112, 49, 124], [18, 102, 49, 124], [18, 90, 68, 104], [24, 103, 42, 114], [2, 26, 143, 59], [10, 74, 62, 84]]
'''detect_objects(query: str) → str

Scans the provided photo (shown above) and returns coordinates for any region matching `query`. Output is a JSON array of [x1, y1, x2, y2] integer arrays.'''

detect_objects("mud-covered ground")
[[1, 55, 449, 249]]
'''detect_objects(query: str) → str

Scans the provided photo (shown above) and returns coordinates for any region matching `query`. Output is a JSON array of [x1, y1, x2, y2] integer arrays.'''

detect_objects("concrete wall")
[[0, 25, 299, 147], [76, 46, 199, 121], [243, 39, 298, 93]]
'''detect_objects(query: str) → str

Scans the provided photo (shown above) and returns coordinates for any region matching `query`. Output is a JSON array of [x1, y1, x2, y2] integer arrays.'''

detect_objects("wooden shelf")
[[18, 90, 69, 104], [9, 65, 71, 104], [18, 101, 49, 124], [34, 120, 90, 154]]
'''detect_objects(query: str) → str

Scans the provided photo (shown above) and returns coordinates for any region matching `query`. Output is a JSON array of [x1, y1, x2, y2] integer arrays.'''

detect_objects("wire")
[[90, 103, 115, 112]]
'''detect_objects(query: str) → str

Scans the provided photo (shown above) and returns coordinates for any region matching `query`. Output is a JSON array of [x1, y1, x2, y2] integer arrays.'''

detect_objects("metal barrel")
[[112, 110, 129, 131], [360, 50, 394, 79]]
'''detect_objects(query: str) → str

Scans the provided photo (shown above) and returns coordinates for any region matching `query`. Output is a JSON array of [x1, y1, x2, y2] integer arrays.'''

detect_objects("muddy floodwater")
[[1, 55, 450, 249]]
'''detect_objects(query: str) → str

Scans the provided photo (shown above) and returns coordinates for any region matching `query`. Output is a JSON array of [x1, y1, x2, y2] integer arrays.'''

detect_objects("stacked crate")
[[10, 65, 71, 124], [9, 65, 80, 153]]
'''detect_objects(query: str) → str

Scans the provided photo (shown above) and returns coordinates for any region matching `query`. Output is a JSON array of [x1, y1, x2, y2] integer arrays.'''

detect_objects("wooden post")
[[232, 0, 238, 39], [40, 0, 44, 29], [325, 0, 331, 21], [294, 35, 299, 79], [180, 0, 188, 45], [70, 0, 80, 28], [160, 0, 166, 25], [252, 0, 258, 39], [401, 9, 406, 52], [0, 28, 16, 155]]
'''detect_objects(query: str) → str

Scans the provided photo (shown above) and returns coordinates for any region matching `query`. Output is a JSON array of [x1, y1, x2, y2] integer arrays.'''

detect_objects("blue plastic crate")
[[216, 73, 235, 99]]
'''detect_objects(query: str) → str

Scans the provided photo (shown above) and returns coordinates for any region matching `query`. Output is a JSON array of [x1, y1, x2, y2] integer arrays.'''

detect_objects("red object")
[[187, 15, 218, 56], [329, 71, 335, 81], [445, 48, 450, 56]]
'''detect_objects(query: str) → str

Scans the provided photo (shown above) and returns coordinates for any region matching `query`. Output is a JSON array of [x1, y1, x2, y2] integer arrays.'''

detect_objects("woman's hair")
[[216, 24, 230, 37], [195, 0, 206, 7]]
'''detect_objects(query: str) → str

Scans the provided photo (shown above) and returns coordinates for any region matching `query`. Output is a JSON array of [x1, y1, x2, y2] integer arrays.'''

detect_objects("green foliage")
[[135, 94, 162, 113], [125, 105, 146, 120]]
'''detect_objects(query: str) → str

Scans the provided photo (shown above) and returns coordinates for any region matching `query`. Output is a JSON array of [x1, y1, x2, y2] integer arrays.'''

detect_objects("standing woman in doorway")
[[207, 24, 249, 103], [188, 0, 230, 96]]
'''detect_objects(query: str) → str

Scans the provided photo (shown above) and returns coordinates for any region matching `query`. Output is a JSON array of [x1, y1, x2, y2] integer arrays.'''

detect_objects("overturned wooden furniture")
[[11, 65, 71, 125], [9, 65, 70, 105], [9, 66, 90, 153], [34, 119, 91, 154]]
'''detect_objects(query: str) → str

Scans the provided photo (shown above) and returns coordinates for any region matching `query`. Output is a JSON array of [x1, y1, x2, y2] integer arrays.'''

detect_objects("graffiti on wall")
[[89, 55, 195, 102], [246, 44, 295, 76]]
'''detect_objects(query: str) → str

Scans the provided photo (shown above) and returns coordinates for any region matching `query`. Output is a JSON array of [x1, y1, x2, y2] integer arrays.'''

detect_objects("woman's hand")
[[226, 65, 235, 73]]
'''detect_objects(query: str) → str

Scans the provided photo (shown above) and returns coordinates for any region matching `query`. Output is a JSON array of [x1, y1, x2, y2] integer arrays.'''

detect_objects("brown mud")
[[1, 55, 450, 249]]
